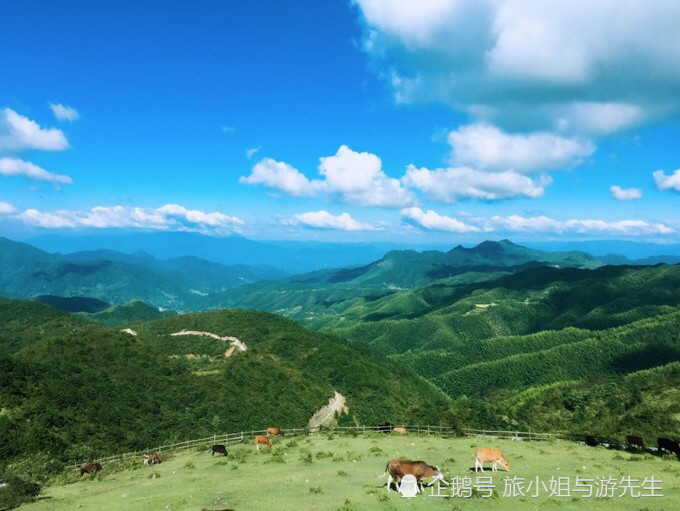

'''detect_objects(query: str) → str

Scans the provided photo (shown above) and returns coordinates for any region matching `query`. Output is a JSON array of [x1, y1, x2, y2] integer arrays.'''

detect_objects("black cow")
[[584, 435, 598, 447], [210, 444, 228, 456], [657, 437, 680, 458], [80, 462, 102, 476], [625, 435, 645, 451]]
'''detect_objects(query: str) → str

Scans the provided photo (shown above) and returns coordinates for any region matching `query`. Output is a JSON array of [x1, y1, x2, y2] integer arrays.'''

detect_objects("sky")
[[1, 0, 679, 244]]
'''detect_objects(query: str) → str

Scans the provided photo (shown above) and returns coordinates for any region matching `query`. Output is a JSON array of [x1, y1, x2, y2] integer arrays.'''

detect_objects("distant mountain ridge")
[[26, 232, 411, 273], [0, 237, 286, 311]]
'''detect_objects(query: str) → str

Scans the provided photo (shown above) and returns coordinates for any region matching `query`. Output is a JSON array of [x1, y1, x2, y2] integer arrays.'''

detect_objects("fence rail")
[[70, 424, 572, 468]]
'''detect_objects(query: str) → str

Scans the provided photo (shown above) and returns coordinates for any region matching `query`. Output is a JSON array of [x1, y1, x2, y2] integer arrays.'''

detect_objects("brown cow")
[[143, 452, 161, 465], [393, 427, 407, 434], [472, 448, 510, 472], [384, 459, 443, 492], [267, 427, 284, 436], [255, 435, 271, 450], [80, 462, 102, 476]]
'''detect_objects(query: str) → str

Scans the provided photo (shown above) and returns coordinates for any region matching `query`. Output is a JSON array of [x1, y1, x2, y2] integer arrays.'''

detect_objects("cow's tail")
[[378, 461, 390, 479]]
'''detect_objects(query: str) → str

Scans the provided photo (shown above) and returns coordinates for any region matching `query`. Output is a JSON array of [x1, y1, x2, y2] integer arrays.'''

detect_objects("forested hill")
[[0, 299, 449, 476]]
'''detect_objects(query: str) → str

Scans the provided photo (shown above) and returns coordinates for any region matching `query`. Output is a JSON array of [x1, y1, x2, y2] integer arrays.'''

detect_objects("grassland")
[[22, 433, 680, 511]]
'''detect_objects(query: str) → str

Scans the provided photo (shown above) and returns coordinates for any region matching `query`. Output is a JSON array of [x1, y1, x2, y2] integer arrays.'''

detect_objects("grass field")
[[22, 433, 680, 511]]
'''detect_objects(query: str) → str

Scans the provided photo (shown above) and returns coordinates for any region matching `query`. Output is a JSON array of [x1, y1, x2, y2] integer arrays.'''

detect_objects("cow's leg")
[[386, 474, 392, 492], [476, 458, 484, 472]]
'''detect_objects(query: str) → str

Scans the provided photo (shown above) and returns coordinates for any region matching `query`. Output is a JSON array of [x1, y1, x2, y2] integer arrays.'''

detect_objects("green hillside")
[[87, 300, 176, 327], [0, 300, 449, 481], [201, 240, 603, 322], [18, 435, 680, 511], [319, 264, 680, 355]]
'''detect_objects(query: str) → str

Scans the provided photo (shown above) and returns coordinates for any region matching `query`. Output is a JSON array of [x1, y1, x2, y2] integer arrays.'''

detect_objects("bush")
[[0, 475, 41, 509]]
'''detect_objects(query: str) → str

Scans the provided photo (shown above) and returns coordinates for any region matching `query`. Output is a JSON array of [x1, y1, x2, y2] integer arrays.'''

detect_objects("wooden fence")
[[70, 424, 566, 468]]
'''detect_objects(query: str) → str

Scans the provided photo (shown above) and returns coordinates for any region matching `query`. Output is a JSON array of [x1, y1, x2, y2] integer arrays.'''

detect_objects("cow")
[[143, 452, 161, 465], [625, 435, 645, 452], [80, 462, 102, 476], [267, 427, 284, 436], [584, 435, 598, 447], [254, 435, 271, 450], [472, 448, 510, 472], [384, 459, 443, 492], [657, 437, 680, 458], [393, 427, 407, 434], [210, 444, 228, 456]]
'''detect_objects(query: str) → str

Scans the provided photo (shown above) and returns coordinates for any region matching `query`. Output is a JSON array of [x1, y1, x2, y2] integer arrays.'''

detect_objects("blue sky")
[[1, 0, 679, 244]]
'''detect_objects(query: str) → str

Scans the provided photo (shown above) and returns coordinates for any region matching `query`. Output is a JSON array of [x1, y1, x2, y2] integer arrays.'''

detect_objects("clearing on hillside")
[[22, 434, 680, 511]]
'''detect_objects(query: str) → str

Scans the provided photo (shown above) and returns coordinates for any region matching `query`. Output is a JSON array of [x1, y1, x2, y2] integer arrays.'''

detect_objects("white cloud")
[[246, 146, 261, 159], [156, 204, 243, 227], [317, 145, 415, 207], [403, 164, 549, 202], [486, 214, 673, 235], [239, 158, 317, 196], [0, 201, 16, 214], [0, 108, 69, 151], [285, 210, 376, 231], [49, 103, 80, 122], [240, 145, 415, 207], [0, 157, 73, 184], [401, 207, 674, 236], [653, 169, 680, 192], [610, 185, 642, 200], [448, 123, 595, 172], [16, 204, 244, 233], [557, 102, 646, 135], [355, 0, 680, 134], [401, 207, 481, 233]]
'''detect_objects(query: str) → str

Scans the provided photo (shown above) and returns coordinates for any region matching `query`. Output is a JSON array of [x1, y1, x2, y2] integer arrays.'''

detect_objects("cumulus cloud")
[[610, 185, 642, 200], [240, 145, 415, 207], [0, 201, 16, 214], [239, 158, 317, 196], [0, 108, 69, 151], [317, 145, 415, 207], [16, 204, 243, 233], [403, 164, 549, 202], [653, 169, 680, 192], [0, 157, 73, 184], [355, 0, 680, 134], [401, 207, 481, 232], [49, 103, 80, 122], [448, 123, 595, 172], [284, 210, 376, 231]]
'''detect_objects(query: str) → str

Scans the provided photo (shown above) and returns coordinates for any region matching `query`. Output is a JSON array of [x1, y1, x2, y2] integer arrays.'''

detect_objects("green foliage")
[[0, 302, 449, 483], [0, 474, 41, 510]]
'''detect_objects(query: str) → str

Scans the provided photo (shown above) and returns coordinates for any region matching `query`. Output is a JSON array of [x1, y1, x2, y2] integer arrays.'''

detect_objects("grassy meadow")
[[21, 433, 680, 511]]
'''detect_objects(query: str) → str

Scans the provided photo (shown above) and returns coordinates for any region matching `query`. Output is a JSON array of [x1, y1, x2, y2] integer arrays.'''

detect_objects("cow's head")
[[500, 458, 510, 471], [429, 465, 445, 484]]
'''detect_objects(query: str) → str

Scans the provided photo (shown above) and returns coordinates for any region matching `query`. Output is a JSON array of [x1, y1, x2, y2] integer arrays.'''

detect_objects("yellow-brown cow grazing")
[[255, 435, 272, 450], [393, 427, 407, 434], [472, 448, 509, 472], [267, 427, 284, 436], [384, 459, 443, 492]]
